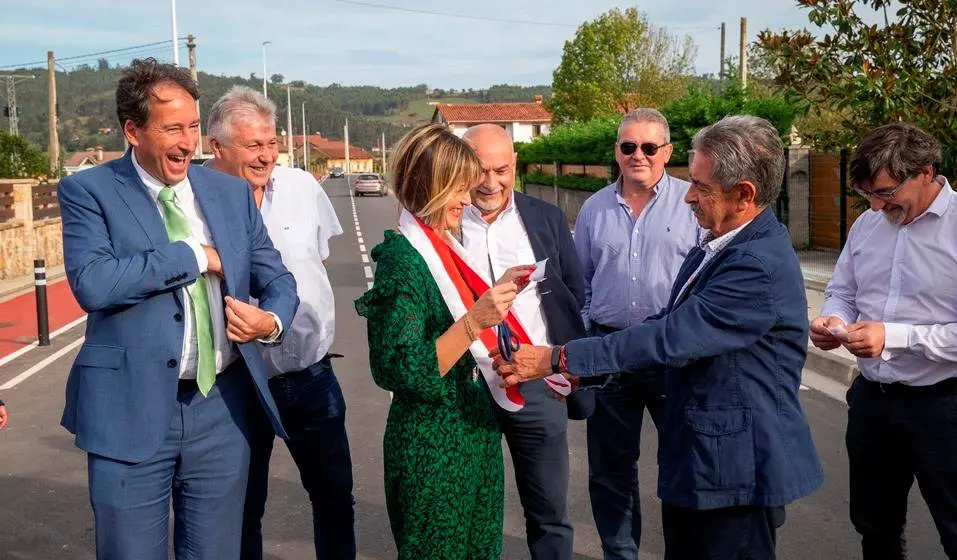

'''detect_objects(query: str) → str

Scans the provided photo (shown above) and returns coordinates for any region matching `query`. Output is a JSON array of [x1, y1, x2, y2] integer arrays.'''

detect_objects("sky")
[[0, 0, 894, 89]]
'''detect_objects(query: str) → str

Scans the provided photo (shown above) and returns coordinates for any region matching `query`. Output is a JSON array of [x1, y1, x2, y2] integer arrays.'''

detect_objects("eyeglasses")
[[618, 141, 670, 157], [851, 175, 912, 201]]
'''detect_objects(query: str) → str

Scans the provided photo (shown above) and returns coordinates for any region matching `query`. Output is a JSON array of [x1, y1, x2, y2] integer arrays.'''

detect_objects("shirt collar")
[[701, 218, 753, 254], [614, 173, 666, 205], [922, 176, 953, 218], [464, 191, 515, 226]]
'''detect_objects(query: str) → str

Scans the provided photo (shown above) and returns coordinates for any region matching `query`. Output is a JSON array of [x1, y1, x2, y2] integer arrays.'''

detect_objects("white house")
[[431, 96, 552, 143]]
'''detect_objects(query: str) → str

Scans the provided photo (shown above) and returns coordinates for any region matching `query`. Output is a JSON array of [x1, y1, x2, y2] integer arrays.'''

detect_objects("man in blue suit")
[[495, 116, 823, 559], [59, 58, 298, 559]]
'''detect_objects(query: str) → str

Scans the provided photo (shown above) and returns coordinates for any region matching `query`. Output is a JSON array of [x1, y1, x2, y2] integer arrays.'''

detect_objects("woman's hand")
[[496, 265, 536, 291], [469, 282, 518, 329]]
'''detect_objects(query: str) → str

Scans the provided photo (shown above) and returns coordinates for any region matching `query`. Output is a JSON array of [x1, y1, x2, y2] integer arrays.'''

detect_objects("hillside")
[[1, 61, 550, 153]]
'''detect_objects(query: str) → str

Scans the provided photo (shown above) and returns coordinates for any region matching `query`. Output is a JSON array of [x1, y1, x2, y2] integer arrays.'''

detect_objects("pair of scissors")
[[497, 322, 520, 362]]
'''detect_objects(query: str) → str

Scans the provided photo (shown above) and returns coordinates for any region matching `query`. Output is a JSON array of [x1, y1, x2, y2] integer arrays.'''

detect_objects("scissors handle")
[[497, 323, 521, 362]]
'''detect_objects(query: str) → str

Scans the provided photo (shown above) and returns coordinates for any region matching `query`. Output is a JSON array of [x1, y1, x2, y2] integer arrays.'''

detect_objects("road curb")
[[805, 345, 859, 386], [0, 269, 68, 302]]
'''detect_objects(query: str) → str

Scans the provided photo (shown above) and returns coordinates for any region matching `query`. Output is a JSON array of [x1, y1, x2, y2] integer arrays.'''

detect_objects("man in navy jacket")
[[495, 116, 823, 559], [462, 124, 586, 559]]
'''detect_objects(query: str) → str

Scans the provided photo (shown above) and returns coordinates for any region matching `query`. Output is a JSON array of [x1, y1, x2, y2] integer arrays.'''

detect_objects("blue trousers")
[[87, 364, 253, 560], [241, 357, 356, 559], [586, 371, 663, 560], [491, 376, 573, 560]]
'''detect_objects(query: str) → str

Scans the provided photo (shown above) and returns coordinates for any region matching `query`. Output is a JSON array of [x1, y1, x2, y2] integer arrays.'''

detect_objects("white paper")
[[529, 258, 547, 282], [828, 325, 849, 341]]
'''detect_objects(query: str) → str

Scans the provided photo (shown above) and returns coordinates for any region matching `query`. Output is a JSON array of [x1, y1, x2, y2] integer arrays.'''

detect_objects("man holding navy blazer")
[[494, 116, 823, 559], [58, 58, 298, 559], [461, 123, 586, 559]]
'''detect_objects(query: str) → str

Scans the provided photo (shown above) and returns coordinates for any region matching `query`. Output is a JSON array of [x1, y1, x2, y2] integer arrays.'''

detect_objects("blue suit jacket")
[[59, 152, 298, 463], [566, 207, 823, 509]]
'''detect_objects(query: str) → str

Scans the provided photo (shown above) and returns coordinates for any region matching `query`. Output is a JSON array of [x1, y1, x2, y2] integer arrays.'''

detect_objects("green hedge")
[[517, 84, 801, 167], [524, 170, 608, 192]]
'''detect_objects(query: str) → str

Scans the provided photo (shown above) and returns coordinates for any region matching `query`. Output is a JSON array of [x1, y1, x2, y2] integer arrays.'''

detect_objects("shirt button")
[[632, 253, 638, 258], [167, 359, 178, 368], [631, 302, 637, 306], [174, 313, 183, 322], [632, 276, 637, 281]]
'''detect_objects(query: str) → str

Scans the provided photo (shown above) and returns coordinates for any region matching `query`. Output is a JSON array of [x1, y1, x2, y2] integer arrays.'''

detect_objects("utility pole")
[[344, 118, 350, 176], [719, 22, 726, 80], [170, 0, 180, 66], [302, 102, 308, 173], [47, 52, 59, 176], [381, 132, 386, 174], [261, 41, 271, 99], [3, 74, 35, 136], [187, 35, 203, 158], [286, 85, 295, 168], [739, 16, 748, 87]]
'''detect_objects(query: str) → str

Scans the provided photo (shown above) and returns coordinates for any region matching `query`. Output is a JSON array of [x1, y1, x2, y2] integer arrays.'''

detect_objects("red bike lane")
[[0, 279, 85, 360]]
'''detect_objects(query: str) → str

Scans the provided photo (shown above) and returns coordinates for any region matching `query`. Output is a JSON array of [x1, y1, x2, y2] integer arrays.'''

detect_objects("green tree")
[[0, 132, 50, 178], [549, 7, 697, 124], [757, 0, 957, 148], [270, 73, 285, 85]]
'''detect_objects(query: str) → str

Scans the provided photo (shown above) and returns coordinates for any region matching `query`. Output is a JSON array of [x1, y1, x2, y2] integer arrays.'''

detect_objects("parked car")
[[354, 173, 386, 197], [330, 167, 344, 178]]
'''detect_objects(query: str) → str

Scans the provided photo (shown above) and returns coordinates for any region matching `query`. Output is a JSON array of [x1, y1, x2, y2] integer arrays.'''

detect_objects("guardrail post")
[[35, 258, 50, 346]]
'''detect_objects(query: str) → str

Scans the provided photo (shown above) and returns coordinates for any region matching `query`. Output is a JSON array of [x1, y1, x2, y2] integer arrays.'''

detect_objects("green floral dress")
[[354, 231, 504, 560]]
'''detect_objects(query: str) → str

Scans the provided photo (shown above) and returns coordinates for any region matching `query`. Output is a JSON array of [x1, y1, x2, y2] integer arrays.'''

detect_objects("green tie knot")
[[158, 186, 176, 204]]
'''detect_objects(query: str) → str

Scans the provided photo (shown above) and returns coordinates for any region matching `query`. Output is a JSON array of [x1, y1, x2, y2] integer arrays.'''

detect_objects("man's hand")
[[202, 245, 223, 276], [844, 321, 886, 358], [0, 404, 8, 429], [490, 345, 552, 388], [496, 265, 536, 291], [809, 315, 848, 351], [224, 296, 277, 343]]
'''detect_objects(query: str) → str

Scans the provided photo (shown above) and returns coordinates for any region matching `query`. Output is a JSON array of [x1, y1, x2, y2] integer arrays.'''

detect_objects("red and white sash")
[[398, 209, 571, 411]]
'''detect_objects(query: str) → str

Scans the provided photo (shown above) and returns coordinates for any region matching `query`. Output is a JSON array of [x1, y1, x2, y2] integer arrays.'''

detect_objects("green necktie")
[[157, 187, 216, 396]]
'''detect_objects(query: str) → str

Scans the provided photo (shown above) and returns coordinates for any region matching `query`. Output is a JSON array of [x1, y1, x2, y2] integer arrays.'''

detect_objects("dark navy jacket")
[[565, 207, 823, 509]]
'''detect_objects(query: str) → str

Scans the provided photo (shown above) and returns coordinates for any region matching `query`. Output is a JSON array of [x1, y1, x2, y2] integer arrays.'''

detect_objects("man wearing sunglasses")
[[811, 123, 957, 559], [572, 108, 700, 559]]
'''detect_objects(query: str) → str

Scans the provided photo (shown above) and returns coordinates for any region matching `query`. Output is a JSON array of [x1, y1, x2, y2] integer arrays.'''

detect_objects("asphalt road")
[[0, 176, 947, 559]]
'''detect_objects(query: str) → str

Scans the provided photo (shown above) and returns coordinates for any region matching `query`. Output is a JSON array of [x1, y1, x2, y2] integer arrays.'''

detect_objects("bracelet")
[[462, 313, 478, 342]]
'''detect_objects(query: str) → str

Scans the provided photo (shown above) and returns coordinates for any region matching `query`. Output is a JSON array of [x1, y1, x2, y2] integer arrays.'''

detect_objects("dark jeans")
[[661, 502, 785, 560], [241, 357, 356, 560], [846, 375, 957, 559], [586, 326, 664, 560]]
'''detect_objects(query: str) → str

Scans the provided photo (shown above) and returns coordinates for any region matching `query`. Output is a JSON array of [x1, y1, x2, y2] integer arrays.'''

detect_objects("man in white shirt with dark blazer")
[[206, 85, 355, 559], [811, 123, 957, 559]]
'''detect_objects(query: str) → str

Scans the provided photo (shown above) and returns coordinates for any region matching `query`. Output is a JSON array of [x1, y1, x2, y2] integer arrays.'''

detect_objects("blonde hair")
[[389, 124, 481, 230]]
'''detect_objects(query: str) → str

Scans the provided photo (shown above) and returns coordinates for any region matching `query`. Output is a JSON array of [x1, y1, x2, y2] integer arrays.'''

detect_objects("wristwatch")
[[550, 346, 563, 374]]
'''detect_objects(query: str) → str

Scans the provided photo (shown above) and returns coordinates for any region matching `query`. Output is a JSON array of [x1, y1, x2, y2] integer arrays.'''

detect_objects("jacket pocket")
[[74, 344, 125, 369], [685, 406, 755, 491]]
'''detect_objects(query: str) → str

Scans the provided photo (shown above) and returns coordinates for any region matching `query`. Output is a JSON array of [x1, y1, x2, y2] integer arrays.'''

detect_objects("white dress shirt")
[[132, 150, 235, 378], [462, 195, 551, 346], [822, 178, 957, 386], [257, 166, 342, 377]]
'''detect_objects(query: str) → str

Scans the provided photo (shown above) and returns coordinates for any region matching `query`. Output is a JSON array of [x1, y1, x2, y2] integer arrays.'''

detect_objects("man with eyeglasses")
[[572, 108, 699, 558], [811, 123, 957, 559], [207, 85, 356, 559]]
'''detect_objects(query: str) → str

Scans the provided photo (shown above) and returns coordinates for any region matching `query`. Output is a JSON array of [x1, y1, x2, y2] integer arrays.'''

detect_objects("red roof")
[[433, 102, 551, 124], [64, 148, 125, 168], [200, 134, 372, 159]]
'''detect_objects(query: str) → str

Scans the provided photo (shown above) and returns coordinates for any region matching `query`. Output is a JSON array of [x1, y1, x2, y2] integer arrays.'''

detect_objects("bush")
[[525, 170, 608, 192], [516, 117, 618, 165]]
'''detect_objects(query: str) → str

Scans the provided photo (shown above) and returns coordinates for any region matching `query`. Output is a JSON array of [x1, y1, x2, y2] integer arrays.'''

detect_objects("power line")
[[0, 38, 187, 70], [327, 0, 577, 27]]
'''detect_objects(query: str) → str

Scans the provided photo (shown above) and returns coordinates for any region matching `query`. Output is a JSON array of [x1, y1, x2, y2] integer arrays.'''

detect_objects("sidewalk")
[[804, 286, 860, 386], [0, 267, 84, 361], [0, 264, 67, 302]]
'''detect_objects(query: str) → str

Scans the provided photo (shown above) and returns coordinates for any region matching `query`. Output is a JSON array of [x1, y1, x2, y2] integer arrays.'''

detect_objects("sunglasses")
[[618, 141, 670, 157]]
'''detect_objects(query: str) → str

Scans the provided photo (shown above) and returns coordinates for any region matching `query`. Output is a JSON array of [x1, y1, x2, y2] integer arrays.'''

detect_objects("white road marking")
[[364, 266, 373, 279], [0, 315, 88, 368], [361, 254, 369, 264], [357, 237, 364, 244], [359, 244, 366, 252], [367, 281, 374, 289], [1, 336, 85, 389]]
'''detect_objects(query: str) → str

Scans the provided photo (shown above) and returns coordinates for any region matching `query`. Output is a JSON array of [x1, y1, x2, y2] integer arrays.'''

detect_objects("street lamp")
[[261, 41, 272, 99], [170, 0, 180, 66]]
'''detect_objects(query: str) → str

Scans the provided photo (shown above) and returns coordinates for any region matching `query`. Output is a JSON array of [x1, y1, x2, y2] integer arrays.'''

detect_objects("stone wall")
[[0, 179, 63, 280]]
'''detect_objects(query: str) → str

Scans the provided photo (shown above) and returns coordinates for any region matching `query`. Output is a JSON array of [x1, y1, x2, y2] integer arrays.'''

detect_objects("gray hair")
[[850, 123, 941, 190], [690, 115, 784, 208], [207, 85, 277, 143], [618, 108, 670, 143]]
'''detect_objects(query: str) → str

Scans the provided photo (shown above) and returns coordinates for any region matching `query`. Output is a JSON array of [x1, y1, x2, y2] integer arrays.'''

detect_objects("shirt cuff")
[[258, 312, 284, 345], [882, 322, 912, 360], [182, 238, 208, 273]]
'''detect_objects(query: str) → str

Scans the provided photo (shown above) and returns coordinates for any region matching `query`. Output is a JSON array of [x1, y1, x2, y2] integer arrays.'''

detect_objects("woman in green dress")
[[355, 124, 526, 559]]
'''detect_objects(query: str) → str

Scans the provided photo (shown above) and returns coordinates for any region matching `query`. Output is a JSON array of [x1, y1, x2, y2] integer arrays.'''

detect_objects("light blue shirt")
[[574, 173, 700, 330]]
